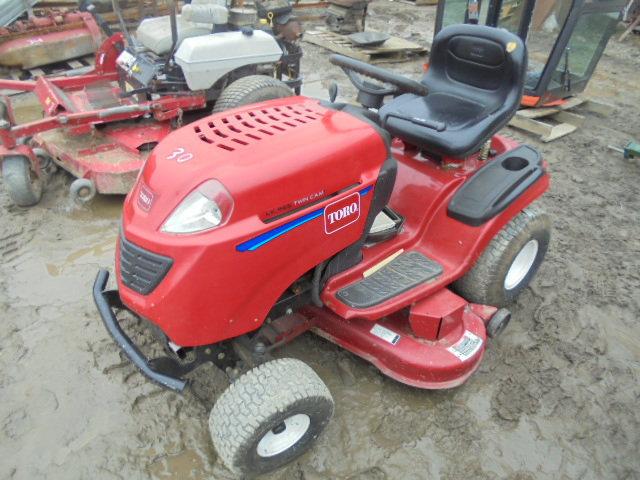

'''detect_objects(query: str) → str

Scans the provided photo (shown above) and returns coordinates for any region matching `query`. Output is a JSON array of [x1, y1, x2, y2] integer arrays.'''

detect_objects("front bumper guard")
[[93, 269, 188, 393]]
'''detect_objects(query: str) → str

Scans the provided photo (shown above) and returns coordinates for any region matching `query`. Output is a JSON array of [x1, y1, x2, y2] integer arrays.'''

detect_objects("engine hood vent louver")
[[194, 104, 324, 151]]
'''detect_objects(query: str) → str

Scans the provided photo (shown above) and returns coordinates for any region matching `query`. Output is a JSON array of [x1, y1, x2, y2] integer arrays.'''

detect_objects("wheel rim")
[[256, 414, 310, 458], [504, 239, 539, 290]]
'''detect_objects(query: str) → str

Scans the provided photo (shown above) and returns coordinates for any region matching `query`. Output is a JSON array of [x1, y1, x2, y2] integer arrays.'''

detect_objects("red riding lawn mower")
[[0, 0, 302, 207], [94, 23, 551, 477]]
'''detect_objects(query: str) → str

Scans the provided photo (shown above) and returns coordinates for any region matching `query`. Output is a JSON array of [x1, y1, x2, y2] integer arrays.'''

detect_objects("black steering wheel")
[[329, 54, 428, 97]]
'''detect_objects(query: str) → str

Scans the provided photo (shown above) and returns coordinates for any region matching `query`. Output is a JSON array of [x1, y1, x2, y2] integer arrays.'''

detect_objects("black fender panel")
[[448, 145, 544, 226]]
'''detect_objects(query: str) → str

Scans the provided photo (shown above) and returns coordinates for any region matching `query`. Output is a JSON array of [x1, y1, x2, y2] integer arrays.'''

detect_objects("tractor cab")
[[435, 0, 626, 107]]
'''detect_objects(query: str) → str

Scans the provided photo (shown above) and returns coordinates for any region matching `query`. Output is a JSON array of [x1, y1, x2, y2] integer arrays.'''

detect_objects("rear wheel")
[[209, 358, 334, 476], [453, 206, 551, 307], [1, 155, 43, 207], [213, 75, 293, 113]]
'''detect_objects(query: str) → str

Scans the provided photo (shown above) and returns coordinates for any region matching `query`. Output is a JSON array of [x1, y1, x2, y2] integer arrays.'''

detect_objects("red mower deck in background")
[[0, 0, 302, 207], [0, 11, 102, 69], [0, 32, 205, 196]]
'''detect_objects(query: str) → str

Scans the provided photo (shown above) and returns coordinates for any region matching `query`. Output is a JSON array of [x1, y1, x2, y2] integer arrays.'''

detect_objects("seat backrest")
[[181, 3, 229, 25], [136, 15, 213, 55], [424, 24, 527, 113]]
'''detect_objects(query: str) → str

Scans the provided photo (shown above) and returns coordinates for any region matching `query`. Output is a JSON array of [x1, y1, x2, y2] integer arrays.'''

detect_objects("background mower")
[[0, 0, 302, 207], [94, 23, 551, 477]]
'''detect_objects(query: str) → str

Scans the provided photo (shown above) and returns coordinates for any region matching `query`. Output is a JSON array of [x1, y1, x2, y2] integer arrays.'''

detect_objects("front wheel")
[[209, 358, 334, 476], [70, 178, 97, 206], [212, 75, 293, 113], [453, 206, 551, 307], [1, 155, 43, 207]]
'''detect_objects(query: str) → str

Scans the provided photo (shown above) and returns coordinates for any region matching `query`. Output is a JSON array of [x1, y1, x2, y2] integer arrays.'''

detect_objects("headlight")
[[161, 179, 234, 234]]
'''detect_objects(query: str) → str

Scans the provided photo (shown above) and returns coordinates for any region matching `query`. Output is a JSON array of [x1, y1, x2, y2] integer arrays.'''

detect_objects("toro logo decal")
[[324, 192, 360, 234], [137, 183, 154, 212]]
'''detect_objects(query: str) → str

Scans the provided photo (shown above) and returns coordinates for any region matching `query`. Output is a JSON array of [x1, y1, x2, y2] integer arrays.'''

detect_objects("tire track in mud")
[[0, 221, 38, 269]]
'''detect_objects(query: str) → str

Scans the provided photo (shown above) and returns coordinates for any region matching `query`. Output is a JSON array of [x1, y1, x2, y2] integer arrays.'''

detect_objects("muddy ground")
[[1, 2, 639, 479]]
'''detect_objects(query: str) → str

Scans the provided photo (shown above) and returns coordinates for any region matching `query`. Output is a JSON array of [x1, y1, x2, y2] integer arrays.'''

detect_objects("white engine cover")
[[174, 30, 283, 91]]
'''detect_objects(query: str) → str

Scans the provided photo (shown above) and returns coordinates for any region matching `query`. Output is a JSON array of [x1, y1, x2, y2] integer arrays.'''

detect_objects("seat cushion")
[[136, 15, 212, 55], [379, 92, 493, 157]]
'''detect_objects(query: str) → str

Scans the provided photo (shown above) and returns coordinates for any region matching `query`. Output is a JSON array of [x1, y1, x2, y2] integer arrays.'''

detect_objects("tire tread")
[[452, 205, 550, 306], [213, 75, 292, 113], [210, 358, 332, 474], [1, 156, 42, 207]]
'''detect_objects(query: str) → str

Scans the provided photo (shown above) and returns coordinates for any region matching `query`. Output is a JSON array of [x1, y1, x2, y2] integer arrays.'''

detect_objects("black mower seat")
[[379, 24, 527, 158]]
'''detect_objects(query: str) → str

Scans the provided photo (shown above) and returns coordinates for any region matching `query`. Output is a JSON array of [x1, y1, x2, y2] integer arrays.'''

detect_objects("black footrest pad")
[[336, 251, 443, 309]]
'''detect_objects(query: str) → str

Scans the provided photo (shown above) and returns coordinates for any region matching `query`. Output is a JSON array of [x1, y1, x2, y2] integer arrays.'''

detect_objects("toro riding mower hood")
[[118, 97, 389, 346]]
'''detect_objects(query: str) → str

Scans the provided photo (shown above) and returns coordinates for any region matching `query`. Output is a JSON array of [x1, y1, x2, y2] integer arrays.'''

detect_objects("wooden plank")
[[516, 107, 560, 119], [304, 31, 370, 61], [35, 0, 78, 4], [303, 29, 427, 64], [50, 67, 67, 75], [509, 115, 553, 137], [580, 98, 615, 116], [358, 35, 427, 54], [558, 96, 585, 111], [293, 0, 329, 8], [511, 92, 615, 141], [394, 0, 437, 5], [552, 110, 584, 127], [541, 123, 577, 142], [510, 114, 578, 142], [67, 60, 84, 69], [98, 4, 172, 24], [619, 14, 640, 41]]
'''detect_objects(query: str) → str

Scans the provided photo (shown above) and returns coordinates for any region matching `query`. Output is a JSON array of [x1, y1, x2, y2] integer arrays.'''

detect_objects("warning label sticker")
[[447, 331, 483, 361], [370, 324, 400, 345]]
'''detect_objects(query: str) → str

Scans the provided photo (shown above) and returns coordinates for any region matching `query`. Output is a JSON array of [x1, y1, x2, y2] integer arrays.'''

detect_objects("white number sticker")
[[166, 147, 193, 163]]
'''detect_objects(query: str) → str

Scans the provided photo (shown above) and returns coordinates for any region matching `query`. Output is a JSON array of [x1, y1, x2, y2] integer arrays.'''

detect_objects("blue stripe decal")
[[236, 185, 374, 252], [360, 185, 373, 196], [237, 208, 323, 252]]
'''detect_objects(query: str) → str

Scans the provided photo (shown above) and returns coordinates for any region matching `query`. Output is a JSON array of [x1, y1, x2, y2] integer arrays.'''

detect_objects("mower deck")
[[94, 268, 496, 391], [309, 300, 490, 389], [36, 119, 171, 194]]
